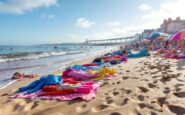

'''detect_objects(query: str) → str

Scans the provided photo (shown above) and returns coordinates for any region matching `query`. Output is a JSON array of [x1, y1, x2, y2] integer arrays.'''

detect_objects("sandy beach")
[[1, 0, 185, 115], [0, 54, 185, 115]]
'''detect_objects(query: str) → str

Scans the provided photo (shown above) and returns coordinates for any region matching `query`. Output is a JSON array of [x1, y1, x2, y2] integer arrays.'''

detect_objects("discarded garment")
[[68, 69, 96, 79], [13, 80, 104, 101], [18, 75, 62, 94], [66, 65, 87, 71], [82, 63, 98, 67], [128, 48, 149, 58]]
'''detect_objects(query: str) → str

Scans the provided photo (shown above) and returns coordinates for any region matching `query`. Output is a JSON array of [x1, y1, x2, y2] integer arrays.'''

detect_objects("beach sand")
[[0, 55, 185, 115]]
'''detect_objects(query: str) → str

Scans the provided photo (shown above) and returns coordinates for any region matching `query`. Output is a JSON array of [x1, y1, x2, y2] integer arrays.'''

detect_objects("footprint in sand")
[[82, 104, 87, 108], [138, 103, 147, 109], [126, 70, 130, 73], [137, 87, 149, 93], [148, 83, 156, 88], [168, 105, 185, 115], [175, 84, 184, 87], [120, 98, 129, 106], [176, 79, 185, 82], [120, 88, 132, 95], [152, 75, 159, 78], [122, 76, 129, 80], [93, 104, 109, 112], [175, 87, 182, 92], [113, 92, 120, 96], [1, 93, 8, 96], [153, 80, 158, 84], [151, 111, 157, 115], [112, 83, 115, 85], [157, 97, 166, 107], [160, 75, 171, 83], [163, 87, 171, 94], [110, 112, 122, 115], [138, 103, 162, 112], [106, 98, 114, 104], [117, 81, 121, 84], [167, 70, 173, 73], [126, 89, 132, 94], [173, 92, 185, 98], [174, 84, 184, 92], [138, 95, 145, 101]]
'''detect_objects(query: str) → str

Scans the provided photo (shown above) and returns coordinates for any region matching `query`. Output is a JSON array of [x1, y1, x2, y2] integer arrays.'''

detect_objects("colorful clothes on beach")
[[13, 80, 104, 101], [63, 77, 80, 84], [127, 48, 149, 58], [93, 67, 116, 80], [66, 65, 87, 71], [40, 81, 95, 96], [39, 89, 75, 96], [66, 68, 96, 79], [18, 75, 62, 94], [164, 56, 185, 59], [82, 63, 98, 67]]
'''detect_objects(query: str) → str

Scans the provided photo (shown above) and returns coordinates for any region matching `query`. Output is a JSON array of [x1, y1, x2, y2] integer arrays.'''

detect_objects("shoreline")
[[0, 47, 114, 90], [0, 52, 185, 115]]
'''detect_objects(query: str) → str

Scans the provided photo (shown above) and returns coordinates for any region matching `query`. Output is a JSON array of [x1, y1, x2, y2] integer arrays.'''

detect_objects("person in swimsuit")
[[12, 72, 37, 80], [178, 40, 185, 57], [157, 41, 170, 54], [164, 44, 178, 57]]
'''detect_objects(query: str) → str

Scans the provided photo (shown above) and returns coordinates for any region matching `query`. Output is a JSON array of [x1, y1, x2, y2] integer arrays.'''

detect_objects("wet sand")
[[0, 55, 185, 115]]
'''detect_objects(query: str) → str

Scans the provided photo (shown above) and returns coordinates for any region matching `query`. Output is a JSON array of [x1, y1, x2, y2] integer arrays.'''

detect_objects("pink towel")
[[11, 81, 103, 101]]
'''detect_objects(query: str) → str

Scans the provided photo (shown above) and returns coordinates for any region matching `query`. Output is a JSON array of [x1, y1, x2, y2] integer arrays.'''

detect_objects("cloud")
[[76, 18, 95, 28], [142, 0, 185, 20], [107, 21, 120, 26], [83, 20, 161, 40], [139, 4, 152, 11], [41, 13, 56, 19], [0, 0, 58, 14], [73, 1, 185, 41], [86, 27, 141, 40]]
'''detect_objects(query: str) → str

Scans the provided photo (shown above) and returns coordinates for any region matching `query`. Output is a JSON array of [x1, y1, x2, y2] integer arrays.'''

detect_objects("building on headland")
[[140, 29, 156, 39], [159, 17, 185, 34]]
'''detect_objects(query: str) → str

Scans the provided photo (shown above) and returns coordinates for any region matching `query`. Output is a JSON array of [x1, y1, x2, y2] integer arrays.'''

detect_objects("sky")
[[0, 0, 185, 45]]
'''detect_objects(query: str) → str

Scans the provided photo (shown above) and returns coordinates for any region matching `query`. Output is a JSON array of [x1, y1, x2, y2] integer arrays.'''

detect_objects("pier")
[[86, 36, 137, 45]]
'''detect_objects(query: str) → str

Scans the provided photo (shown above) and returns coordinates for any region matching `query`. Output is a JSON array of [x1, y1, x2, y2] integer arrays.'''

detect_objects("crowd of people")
[[151, 40, 185, 58]]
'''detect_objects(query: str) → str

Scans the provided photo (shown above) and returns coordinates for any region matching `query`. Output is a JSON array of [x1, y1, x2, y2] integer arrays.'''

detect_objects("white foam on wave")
[[0, 80, 17, 90], [0, 51, 67, 63]]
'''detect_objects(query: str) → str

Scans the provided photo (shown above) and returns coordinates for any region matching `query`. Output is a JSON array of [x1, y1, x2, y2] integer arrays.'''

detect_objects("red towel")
[[39, 89, 75, 96], [63, 77, 80, 84]]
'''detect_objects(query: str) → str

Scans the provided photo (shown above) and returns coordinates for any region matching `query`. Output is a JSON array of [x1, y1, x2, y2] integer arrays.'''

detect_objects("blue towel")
[[128, 48, 148, 58], [18, 75, 62, 93]]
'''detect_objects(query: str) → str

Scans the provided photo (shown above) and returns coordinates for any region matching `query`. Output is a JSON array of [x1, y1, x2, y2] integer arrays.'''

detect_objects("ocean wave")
[[67, 50, 86, 54], [0, 51, 67, 63]]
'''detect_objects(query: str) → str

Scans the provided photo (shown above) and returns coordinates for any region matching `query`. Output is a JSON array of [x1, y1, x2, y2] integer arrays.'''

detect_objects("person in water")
[[54, 46, 58, 49]]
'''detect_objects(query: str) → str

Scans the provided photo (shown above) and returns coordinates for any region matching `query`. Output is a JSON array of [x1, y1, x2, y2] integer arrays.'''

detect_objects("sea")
[[0, 44, 118, 89]]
